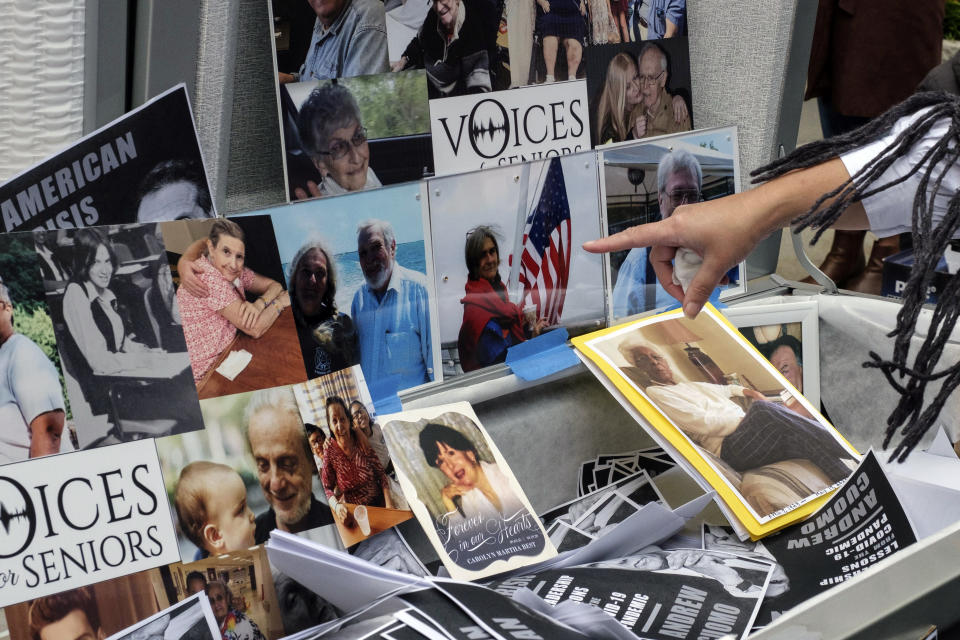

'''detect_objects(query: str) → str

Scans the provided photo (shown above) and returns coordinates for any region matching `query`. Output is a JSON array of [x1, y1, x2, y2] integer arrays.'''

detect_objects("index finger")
[[583, 219, 679, 254]]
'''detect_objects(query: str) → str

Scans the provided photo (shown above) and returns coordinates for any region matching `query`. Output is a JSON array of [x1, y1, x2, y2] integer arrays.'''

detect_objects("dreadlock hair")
[[750, 91, 960, 462]]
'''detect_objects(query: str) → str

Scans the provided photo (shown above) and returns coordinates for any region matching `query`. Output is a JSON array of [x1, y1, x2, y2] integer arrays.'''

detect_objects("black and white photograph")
[[279, 71, 433, 201], [271, 0, 389, 84], [0, 231, 76, 464], [585, 38, 692, 147], [381, 402, 556, 581], [541, 470, 662, 552], [0, 86, 214, 234], [723, 300, 821, 407], [601, 127, 742, 320], [582, 306, 859, 524], [543, 469, 661, 525], [428, 155, 603, 377], [43, 224, 203, 448], [104, 593, 220, 640], [487, 548, 774, 640]]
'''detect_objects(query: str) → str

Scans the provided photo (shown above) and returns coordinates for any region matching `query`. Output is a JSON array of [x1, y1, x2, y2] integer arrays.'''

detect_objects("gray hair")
[[638, 42, 668, 74], [297, 84, 363, 160], [657, 149, 702, 195], [244, 386, 302, 431], [0, 280, 10, 306], [243, 386, 312, 461], [357, 219, 395, 249], [288, 236, 338, 314]]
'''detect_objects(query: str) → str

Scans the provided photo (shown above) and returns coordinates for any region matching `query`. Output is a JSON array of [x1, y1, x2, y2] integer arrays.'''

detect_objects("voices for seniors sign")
[[429, 81, 591, 175], [0, 440, 179, 607]]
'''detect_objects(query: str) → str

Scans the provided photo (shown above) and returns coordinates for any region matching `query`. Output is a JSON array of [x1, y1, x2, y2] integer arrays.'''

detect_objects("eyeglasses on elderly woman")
[[320, 126, 368, 160]]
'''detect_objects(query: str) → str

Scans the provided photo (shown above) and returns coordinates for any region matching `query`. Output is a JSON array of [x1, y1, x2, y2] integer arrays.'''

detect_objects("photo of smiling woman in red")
[[457, 226, 546, 372], [176, 219, 291, 385]]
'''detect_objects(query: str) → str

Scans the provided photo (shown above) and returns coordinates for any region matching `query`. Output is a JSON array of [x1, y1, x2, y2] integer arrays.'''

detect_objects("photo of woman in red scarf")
[[457, 226, 547, 372]]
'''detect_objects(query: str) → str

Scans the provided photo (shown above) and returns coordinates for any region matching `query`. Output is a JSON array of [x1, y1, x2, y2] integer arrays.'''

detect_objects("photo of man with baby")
[[157, 384, 337, 561]]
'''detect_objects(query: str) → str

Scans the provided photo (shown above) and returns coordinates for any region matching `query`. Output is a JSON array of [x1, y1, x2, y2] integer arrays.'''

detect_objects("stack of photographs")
[[576, 447, 676, 496], [541, 469, 666, 553]]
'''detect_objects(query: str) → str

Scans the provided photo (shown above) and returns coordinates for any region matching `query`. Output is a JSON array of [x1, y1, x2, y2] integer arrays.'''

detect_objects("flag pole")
[[507, 162, 531, 304]]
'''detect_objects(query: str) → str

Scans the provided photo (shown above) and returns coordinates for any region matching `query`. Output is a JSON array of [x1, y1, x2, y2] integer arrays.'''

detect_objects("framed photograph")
[[599, 126, 744, 321], [721, 300, 820, 408], [573, 305, 858, 534], [427, 154, 604, 378], [249, 181, 441, 400]]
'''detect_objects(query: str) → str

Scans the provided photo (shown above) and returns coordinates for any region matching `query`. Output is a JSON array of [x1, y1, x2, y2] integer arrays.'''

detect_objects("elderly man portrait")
[[616, 337, 855, 495], [612, 148, 704, 316], [246, 386, 334, 543], [278, 0, 389, 83], [0, 278, 71, 464], [631, 42, 690, 140], [351, 219, 433, 394]]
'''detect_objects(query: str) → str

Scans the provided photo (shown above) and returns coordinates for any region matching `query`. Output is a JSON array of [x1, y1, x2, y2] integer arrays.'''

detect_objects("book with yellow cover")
[[571, 303, 859, 539]]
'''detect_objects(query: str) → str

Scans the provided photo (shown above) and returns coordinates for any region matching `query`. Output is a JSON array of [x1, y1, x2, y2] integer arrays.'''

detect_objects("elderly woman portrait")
[[418, 422, 524, 523], [288, 238, 358, 378], [295, 83, 382, 199], [322, 395, 395, 524], [392, 0, 496, 97], [205, 580, 265, 640], [593, 51, 688, 145], [457, 226, 546, 372], [176, 220, 291, 385]]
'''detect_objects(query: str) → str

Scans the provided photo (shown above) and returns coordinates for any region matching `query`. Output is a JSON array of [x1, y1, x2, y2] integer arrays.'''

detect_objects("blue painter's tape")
[[505, 328, 580, 381]]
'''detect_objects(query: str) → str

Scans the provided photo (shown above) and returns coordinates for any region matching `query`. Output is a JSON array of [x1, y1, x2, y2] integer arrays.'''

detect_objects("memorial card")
[[380, 401, 556, 581], [573, 304, 859, 537]]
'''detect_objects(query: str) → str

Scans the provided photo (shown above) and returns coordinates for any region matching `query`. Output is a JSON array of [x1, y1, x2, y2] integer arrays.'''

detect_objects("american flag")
[[518, 158, 571, 325]]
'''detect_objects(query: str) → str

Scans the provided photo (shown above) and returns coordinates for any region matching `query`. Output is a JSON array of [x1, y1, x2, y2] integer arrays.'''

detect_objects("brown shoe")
[[800, 230, 867, 287], [846, 235, 900, 295]]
